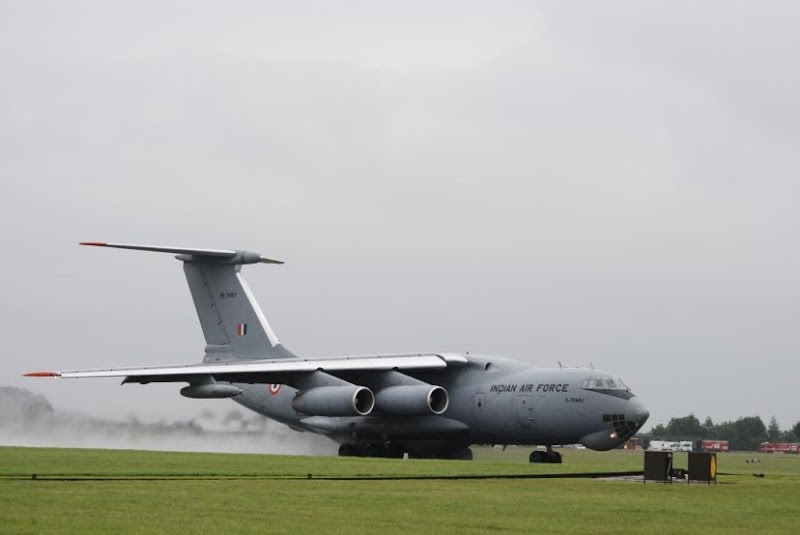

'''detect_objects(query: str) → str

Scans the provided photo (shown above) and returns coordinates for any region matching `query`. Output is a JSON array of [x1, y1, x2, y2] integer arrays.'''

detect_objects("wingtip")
[[260, 257, 285, 265], [80, 241, 108, 247], [24, 371, 61, 377]]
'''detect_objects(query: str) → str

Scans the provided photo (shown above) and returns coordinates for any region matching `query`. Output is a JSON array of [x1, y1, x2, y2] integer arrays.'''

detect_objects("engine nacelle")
[[180, 383, 242, 399], [375, 385, 449, 415], [292, 386, 375, 416]]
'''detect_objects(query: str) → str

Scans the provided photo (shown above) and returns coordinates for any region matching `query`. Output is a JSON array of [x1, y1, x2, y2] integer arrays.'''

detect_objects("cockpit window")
[[582, 376, 629, 391]]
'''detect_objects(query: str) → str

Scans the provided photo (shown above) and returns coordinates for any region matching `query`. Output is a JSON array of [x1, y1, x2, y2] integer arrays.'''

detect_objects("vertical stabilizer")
[[80, 242, 297, 361], [183, 262, 296, 361]]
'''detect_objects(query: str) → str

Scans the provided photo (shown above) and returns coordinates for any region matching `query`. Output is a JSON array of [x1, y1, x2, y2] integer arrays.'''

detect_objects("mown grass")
[[1, 446, 798, 534], [0, 445, 644, 479]]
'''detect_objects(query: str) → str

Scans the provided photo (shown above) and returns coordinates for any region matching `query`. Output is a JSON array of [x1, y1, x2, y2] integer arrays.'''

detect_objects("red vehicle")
[[757, 442, 800, 454], [702, 440, 729, 452]]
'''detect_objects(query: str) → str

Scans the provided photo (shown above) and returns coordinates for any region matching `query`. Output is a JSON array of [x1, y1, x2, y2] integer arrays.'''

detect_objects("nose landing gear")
[[529, 445, 562, 463]]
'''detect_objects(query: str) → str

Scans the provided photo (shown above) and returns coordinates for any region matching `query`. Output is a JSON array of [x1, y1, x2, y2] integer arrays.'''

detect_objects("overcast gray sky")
[[2, 1, 798, 431]]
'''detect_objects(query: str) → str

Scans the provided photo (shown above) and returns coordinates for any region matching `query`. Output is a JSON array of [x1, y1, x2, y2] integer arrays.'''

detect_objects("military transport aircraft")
[[27, 243, 649, 462]]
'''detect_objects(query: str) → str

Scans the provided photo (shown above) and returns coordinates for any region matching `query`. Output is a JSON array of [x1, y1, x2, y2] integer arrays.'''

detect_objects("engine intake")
[[375, 385, 449, 415], [292, 386, 375, 416]]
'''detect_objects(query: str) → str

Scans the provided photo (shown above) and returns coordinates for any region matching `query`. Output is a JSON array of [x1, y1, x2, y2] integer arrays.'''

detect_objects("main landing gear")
[[338, 443, 473, 460], [338, 443, 404, 458], [529, 446, 562, 463], [411, 447, 473, 460]]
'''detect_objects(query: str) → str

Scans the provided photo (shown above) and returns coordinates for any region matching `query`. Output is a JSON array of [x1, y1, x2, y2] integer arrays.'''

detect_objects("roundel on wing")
[[269, 384, 282, 396]]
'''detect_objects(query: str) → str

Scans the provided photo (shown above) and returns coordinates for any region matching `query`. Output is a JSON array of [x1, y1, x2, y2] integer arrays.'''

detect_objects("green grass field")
[[1, 446, 798, 534]]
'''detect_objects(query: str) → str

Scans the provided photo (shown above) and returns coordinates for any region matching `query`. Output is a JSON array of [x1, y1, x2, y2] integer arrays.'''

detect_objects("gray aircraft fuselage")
[[234, 355, 648, 454]]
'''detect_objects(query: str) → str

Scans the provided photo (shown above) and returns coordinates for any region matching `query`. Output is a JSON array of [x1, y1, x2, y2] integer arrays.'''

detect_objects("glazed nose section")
[[626, 397, 650, 429]]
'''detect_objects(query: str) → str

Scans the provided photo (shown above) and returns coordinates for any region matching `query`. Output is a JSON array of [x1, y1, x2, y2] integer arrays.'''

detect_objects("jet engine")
[[292, 385, 375, 416], [375, 385, 449, 415]]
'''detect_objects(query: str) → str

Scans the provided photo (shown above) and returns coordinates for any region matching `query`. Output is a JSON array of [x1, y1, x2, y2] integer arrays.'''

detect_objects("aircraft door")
[[516, 394, 536, 428], [472, 392, 487, 425], [475, 393, 486, 412]]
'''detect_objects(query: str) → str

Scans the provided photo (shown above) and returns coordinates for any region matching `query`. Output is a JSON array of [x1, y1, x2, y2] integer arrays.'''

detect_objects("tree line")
[[643, 415, 800, 451]]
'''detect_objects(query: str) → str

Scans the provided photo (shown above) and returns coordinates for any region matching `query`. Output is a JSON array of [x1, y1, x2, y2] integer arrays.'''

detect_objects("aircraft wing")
[[26, 353, 468, 384]]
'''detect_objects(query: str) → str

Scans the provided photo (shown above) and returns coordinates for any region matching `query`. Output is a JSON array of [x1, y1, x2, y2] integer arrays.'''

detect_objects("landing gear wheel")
[[338, 444, 355, 457], [385, 444, 405, 459], [546, 451, 562, 463], [530, 449, 562, 463], [453, 447, 473, 461], [545, 445, 562, 464], [529, 450, 544, 463], [363, 443, 384, 457]]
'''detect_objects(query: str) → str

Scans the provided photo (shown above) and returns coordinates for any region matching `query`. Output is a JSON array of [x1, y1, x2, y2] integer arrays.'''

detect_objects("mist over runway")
[[0, 386, 336, 455]]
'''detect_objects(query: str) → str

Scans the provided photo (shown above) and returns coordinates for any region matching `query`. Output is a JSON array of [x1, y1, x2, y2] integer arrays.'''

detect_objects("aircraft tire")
[[364, 443, 383, 457], [338, 443, 355, 457], [530, 450, 562, 463], [451, 447, 473, 460], [385, 444, 405, 459]]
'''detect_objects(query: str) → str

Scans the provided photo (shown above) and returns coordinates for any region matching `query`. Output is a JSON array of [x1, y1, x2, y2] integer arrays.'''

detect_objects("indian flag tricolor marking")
[[237, 323, 248, 336]]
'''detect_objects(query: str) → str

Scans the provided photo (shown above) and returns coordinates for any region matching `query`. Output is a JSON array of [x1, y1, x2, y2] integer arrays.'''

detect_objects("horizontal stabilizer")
[[80, 242, 283, 264]]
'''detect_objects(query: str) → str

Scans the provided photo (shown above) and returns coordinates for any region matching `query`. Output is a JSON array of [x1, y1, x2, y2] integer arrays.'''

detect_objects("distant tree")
[[737, 416, 768, 450], [714, 420, 734, 443], [702, 416, 715, 436], [780, 429, 799, 442], [649, 423, 666, 437], [793, 421, 800, 440], [664, 414, 705, 438], [714, 416, 768, 451], [767, 416, 782, 442]]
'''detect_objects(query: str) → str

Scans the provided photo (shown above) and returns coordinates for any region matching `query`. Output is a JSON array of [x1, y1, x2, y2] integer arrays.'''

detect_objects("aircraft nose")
[[625, 397, 650, 427]]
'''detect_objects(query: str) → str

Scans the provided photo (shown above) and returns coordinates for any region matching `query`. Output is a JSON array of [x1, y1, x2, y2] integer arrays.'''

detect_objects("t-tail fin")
[[81, 242, 297, 361]]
